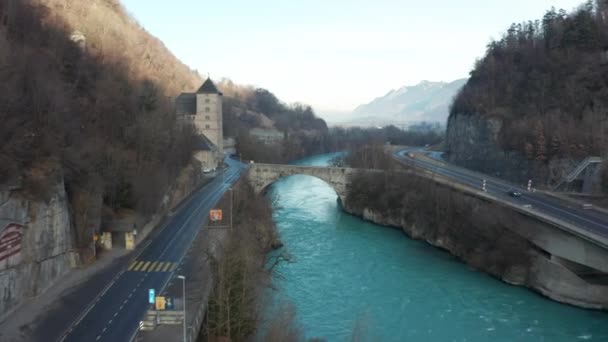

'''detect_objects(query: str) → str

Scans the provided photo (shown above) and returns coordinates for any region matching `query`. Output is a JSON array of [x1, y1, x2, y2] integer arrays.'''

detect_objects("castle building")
[[176, 78, 224, 169]]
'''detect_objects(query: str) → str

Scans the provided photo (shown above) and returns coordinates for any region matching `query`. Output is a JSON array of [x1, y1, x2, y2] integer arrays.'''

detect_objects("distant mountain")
[[352, 79, 467, 124]]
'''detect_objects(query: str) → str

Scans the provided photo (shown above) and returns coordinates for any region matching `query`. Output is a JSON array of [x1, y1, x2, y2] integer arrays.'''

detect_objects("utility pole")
[[177, 275, 187, 342], [229, 188, 233, 231]]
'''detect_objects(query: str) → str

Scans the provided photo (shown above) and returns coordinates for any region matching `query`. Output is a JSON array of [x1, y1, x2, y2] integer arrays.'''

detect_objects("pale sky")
[[122, 0, 584, 119]]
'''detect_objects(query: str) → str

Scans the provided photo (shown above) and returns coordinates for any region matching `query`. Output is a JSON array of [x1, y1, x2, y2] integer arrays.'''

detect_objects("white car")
[[203, 168, 211, 173]]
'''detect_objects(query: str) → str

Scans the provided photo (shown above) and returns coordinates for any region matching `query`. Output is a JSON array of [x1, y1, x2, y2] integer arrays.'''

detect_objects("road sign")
[[148, 288, 155, 304], [209, 209, 223, 221], [165, 296, 174, 310], [155, 296, 166, 310]]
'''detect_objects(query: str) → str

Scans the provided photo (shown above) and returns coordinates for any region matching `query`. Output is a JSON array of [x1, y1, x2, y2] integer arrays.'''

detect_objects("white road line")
[[400, 151, 608, 235], [114, 312, 118, 317], [96, 336, 101, 341], [109, 319, 112, 324]]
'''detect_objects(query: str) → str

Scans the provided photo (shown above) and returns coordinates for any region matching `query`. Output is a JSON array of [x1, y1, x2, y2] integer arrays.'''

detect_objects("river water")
[[266, 153, 608, 342]]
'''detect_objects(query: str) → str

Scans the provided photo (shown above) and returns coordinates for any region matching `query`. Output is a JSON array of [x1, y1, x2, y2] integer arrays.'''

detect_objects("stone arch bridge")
[[246, 163, 368, 201]]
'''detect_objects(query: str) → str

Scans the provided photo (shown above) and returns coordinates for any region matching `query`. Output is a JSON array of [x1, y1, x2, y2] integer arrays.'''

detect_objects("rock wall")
[[0, 181, 77, 319], [0, 160, 205, 319], [445, 113, 534, 183], [341, 182, 608, 310]]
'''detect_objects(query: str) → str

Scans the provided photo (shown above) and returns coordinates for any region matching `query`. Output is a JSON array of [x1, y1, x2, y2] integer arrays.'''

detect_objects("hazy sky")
[[122, 0, 584, 118]]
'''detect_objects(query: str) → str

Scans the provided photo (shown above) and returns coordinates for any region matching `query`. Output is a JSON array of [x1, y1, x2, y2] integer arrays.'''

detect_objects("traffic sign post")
[[155, 296, 166, 311], [148, 289, 155, 304], [209, 209, 223, 222]]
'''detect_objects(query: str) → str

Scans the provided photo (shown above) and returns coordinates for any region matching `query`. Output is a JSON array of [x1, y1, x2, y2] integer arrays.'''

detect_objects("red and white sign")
[[209, 209, 223, 222], [0, 223, 23, 263]]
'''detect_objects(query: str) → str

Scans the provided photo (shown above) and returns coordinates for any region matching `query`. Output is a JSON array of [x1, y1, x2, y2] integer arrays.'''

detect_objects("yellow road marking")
[[149, 261, 158, 272], [153, 262, 163, 272], [133, 261, 144, 272], [170, 263, 177, 272], [140, 261, 151, 272], [162, 262, 171, 272], [128, 261, 138, 271]]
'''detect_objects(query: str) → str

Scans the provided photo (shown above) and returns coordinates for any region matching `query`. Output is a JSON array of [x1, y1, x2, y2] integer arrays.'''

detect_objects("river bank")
[[341, 170, 608, 311], [267, 152, 608, 341]]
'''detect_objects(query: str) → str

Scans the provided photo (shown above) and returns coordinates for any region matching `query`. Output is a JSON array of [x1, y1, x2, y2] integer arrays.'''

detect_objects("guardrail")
[[410, 165, 608, 250]]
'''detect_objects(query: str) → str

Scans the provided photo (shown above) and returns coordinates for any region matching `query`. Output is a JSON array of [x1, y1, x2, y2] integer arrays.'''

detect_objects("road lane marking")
[[62, 166, 244, 342], [397, 150, 608, 237], [140, 261, 151, 272], [133, 261, 144, 271], [171, 263, 177, 272], [128, 260, 177, 272]]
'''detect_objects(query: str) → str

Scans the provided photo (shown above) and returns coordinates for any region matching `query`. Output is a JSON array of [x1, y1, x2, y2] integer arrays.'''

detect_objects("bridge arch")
[[246, 163, 356, 202]]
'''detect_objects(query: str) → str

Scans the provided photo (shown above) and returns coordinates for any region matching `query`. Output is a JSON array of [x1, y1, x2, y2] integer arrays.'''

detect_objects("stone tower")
[[194, 78, 223, 161]]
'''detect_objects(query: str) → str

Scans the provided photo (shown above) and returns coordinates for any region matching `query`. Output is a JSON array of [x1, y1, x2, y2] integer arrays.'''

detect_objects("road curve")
[[393, 149, 608, 240]]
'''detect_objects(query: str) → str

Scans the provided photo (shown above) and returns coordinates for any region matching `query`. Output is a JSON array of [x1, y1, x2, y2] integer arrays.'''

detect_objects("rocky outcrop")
[[0, 181, 78, 319], [342, 178, 608, 310], [0, 160, 205, 320], [445, 113, 535, 183]]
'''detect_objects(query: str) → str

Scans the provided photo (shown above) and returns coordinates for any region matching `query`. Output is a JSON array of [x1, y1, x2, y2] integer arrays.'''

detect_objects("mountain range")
[[350, 78, 467, 125]]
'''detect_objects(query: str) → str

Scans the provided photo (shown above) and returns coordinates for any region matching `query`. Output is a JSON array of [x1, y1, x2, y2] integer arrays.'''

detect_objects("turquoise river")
[[266, 153, 608, 342]]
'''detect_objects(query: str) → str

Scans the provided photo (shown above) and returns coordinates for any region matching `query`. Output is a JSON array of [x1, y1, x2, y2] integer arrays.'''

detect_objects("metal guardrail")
[[412, 167, 608, 250]]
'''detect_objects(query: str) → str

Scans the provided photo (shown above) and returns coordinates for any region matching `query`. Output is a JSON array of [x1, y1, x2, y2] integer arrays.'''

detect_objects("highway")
[[57, 158, 245, 342], [393, 149, 608, 240]]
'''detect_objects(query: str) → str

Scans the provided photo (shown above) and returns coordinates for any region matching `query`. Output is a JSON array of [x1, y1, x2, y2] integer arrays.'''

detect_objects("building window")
[[205, 98, 210, 103], [205, 107, 210, 112], [205, 124, 210, 129], [205, 115, 210, 120]]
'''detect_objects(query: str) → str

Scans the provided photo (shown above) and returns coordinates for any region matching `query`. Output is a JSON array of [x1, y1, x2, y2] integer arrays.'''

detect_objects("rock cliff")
[[342, 174, 608, 310], [0, 160, 205, 319], [445, 113, 533, 184], [0, 181, 77, 318]]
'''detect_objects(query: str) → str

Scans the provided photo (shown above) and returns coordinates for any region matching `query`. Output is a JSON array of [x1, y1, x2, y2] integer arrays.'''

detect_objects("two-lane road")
[[394, 149, 608, 241], [59, 158, 245, 342]]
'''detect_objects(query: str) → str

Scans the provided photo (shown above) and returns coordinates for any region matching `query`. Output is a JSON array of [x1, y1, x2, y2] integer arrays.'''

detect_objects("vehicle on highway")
[[507, 189, 522, 197], [203, 168, 212, 173]]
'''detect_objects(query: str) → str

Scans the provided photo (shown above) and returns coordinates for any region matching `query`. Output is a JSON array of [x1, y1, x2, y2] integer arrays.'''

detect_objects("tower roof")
[[197, 78, 222, 95]]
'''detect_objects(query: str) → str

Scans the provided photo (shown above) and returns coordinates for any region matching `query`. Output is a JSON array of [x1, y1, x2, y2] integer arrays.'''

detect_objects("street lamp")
[[229, 187, 233, 231], [177, 275, 186, 342]]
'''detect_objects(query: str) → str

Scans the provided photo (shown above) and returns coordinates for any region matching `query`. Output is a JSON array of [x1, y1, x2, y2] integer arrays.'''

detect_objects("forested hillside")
[[219, 79, 331, 163], [0, 0, 202, 221], [447, 1, 608, 186]]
